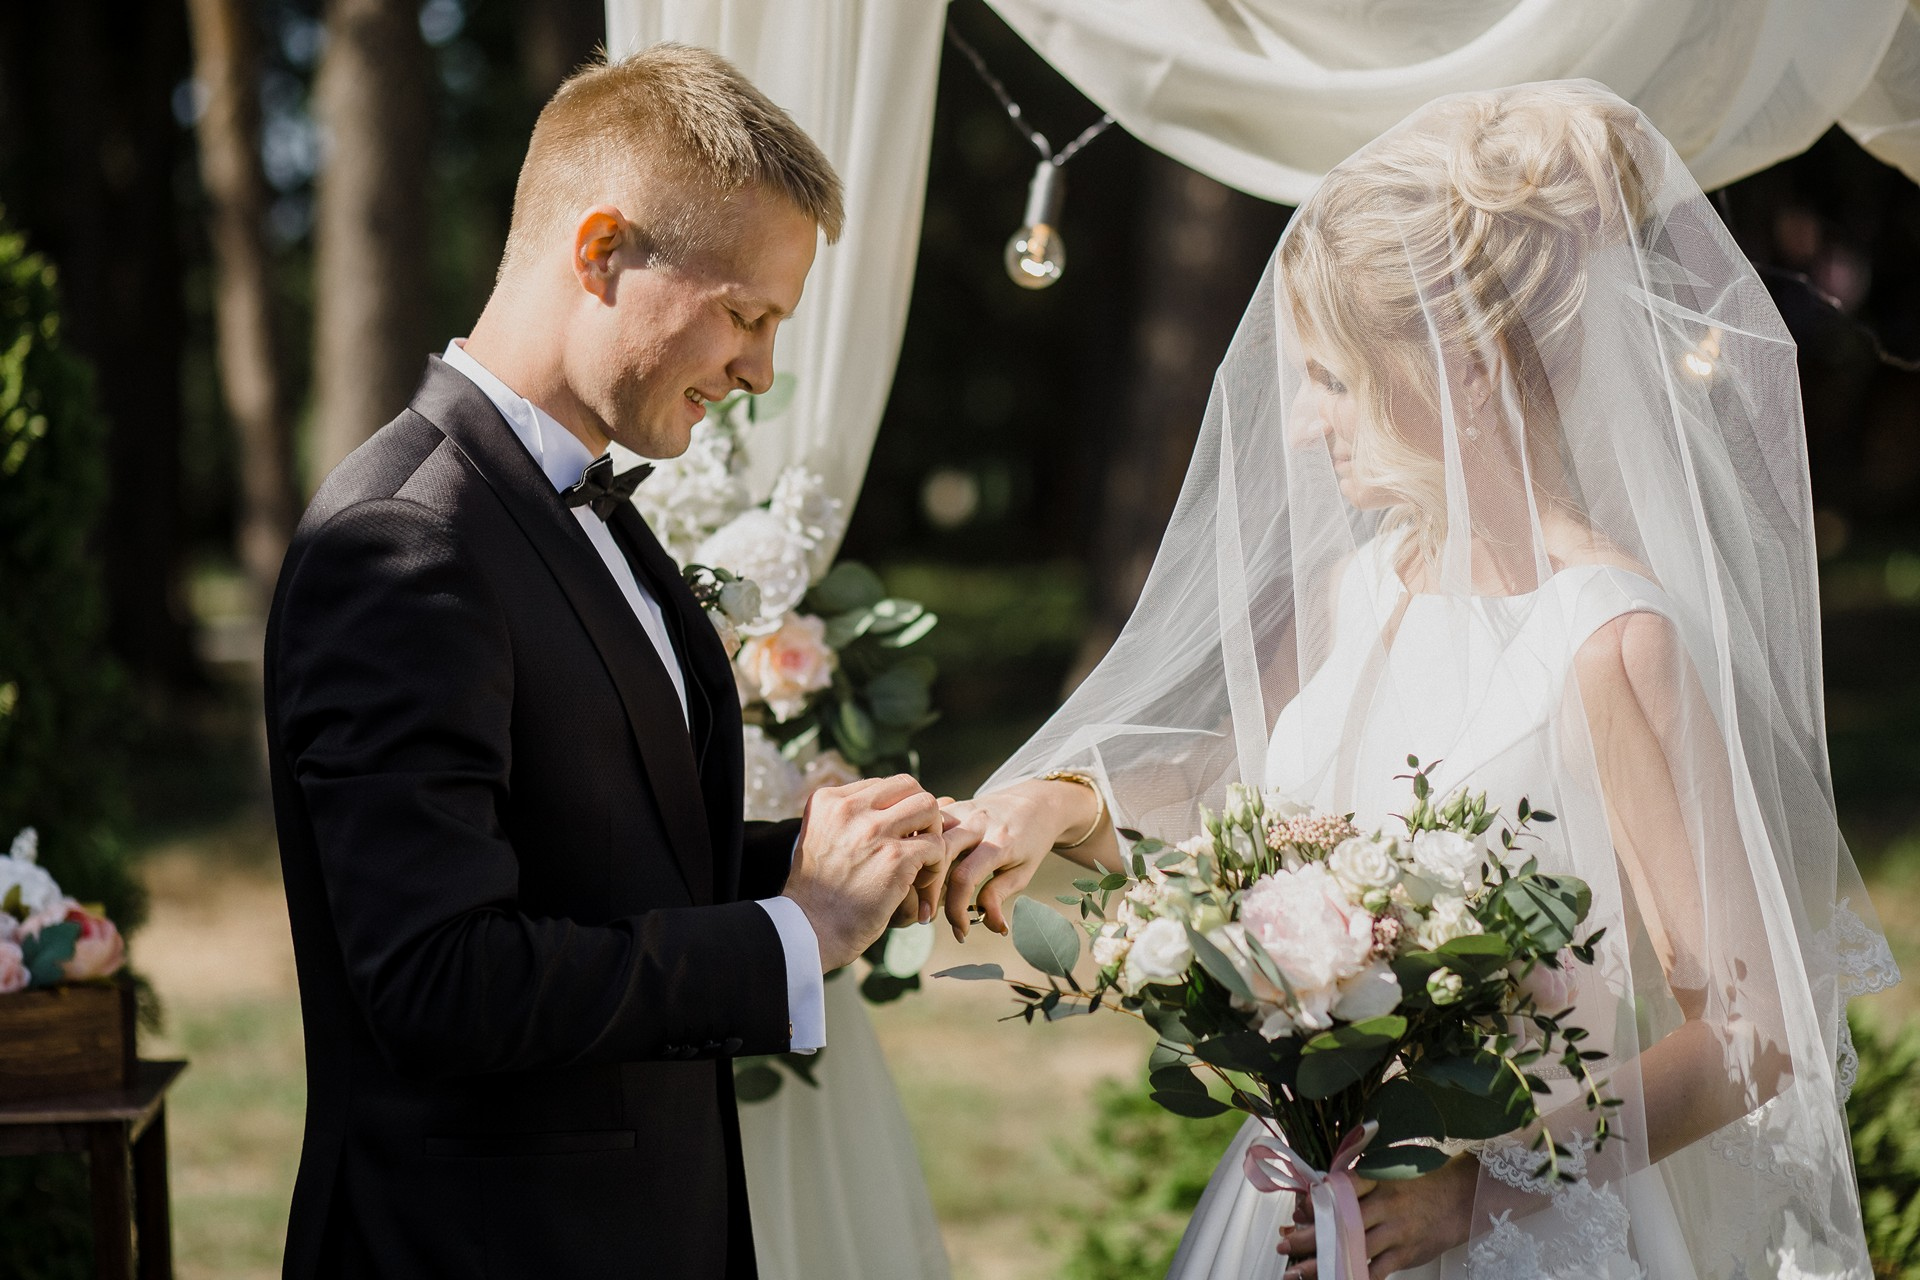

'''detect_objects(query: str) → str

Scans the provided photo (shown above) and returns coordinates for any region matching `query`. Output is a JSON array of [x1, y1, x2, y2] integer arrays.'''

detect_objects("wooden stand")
[[0, 979, 137, 1101], [0, 1060, 186, 1279]]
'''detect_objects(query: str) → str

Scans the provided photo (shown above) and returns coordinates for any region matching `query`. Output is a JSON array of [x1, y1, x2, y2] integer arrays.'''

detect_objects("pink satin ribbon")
[[1243, 1119, 1378, 1280]]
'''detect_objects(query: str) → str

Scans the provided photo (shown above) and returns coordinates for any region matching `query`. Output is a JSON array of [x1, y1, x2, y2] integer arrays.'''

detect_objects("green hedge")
[[1063, 1012, 1920, 1279], [0, 212, 140, 1280]]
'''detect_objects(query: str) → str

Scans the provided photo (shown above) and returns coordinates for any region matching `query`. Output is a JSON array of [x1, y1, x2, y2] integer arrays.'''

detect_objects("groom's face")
[[580, 186, 818, 460]]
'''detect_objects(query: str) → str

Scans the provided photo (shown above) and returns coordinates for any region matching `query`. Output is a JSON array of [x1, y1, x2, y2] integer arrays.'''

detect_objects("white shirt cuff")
[[754, 896, 825, 1053]]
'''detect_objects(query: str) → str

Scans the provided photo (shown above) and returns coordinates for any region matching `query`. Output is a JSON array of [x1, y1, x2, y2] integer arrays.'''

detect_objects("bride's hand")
[[939, 780, 1103, 942], [1276, 1152, 1477, 1279]]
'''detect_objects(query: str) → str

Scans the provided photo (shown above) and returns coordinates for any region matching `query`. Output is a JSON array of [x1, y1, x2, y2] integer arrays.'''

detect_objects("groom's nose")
[[728, 331, 776, 397]]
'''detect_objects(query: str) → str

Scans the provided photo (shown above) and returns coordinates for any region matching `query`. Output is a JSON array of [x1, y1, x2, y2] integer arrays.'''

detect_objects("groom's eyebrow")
[[728, 289, 791, 320]]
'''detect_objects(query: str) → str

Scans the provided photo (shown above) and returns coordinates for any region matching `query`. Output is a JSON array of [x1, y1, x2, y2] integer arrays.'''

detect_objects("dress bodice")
[[1265, 536, 1681, 849]]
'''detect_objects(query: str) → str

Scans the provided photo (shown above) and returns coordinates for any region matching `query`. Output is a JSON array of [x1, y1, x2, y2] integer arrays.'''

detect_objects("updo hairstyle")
[[1279, 81, 1661, 558]]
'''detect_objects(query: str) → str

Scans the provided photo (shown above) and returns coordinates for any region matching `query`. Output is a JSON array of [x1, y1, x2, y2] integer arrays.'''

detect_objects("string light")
[[1682, 327, 1723, 380], [947, 21, 1116, 290]]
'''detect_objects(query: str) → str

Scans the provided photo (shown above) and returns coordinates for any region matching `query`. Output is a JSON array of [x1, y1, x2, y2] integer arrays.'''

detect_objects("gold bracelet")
[[1041, 769, 1105, 851]]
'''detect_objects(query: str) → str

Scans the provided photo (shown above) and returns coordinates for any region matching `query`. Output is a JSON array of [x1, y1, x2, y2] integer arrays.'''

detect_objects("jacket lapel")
[[610, 504, 748, 903], [408, 358, 716, 904]]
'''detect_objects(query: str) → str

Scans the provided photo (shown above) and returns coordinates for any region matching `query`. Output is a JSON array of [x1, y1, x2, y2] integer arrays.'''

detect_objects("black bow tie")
[[561, 454, 654, 521]]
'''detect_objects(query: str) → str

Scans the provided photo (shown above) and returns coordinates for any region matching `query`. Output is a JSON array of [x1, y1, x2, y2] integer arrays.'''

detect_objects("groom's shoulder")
[[303, 409, 463, 530]]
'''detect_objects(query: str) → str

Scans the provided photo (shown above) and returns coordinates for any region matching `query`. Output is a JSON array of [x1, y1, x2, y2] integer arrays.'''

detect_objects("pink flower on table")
[[54, 904, 125, 981], [0, 939, 26, 994], [735, 614, 838, 721]]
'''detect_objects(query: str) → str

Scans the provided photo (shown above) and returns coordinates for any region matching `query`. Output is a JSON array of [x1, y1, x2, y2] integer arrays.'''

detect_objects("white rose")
[[735, 614, 838, 721], [740, 726, 805, 820], [1091, 924, 1132, 970], [715, 578, 763, 624], [696, 508, 814, 623], [800, 749, 862, 796], [1329, 835, 1400, 893], [1123, 916, 1193, 987], [1332, 958, 1403, 1021], [1410, 829, 1484, 893], [0, 836, 65, 918], [1414, 894, 1484, 951]]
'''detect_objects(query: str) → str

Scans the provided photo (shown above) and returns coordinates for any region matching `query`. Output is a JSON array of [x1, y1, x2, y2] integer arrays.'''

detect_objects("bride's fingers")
[[943, 842, 1005, 941], [974, 860, 1038, 936], [1283, 1223, 1315, 1256]]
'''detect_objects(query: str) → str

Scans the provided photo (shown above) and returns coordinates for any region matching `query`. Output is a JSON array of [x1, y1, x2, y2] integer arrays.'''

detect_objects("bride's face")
[[1288, 341, 1395, 510]]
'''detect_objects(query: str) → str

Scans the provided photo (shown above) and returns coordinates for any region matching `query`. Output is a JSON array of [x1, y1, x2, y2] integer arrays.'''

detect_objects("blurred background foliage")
[[0, 0, 1915, 1276]]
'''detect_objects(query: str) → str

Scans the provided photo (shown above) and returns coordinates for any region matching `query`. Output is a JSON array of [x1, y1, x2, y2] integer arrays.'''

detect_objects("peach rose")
[[58, 905, 125, 982], [735, 614, 838, 721]]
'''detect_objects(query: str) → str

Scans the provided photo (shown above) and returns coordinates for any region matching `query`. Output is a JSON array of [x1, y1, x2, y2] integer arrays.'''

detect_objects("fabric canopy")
[[605, 0, 1917, 533], [985, 0, 1919, 203]]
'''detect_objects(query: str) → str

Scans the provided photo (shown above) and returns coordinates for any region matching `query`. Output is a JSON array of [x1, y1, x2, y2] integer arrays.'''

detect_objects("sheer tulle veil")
[[985, 81, 1894, 1276]]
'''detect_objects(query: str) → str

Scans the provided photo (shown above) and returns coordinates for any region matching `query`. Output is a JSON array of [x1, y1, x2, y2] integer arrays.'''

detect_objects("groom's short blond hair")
[[501, 44, 843, 278]]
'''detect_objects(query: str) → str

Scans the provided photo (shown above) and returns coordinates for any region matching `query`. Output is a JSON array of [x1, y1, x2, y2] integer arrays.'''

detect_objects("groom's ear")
[[571, 206, 629, 303]]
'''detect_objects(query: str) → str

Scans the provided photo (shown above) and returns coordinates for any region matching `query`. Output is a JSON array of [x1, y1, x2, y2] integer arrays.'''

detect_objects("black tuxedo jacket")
[[265, 358, 802, 1279]]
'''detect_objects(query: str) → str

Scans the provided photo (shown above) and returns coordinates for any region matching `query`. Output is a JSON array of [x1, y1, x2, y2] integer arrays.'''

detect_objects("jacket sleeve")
[[739, 818, 803, 902], [273, 497, 792, 1080]]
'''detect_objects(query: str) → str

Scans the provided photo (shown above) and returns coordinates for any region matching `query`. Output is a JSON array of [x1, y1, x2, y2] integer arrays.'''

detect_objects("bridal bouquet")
[[625, 379, 942, 1096], [0, 828, 126, 993], [943, 760, 1615, 1278]]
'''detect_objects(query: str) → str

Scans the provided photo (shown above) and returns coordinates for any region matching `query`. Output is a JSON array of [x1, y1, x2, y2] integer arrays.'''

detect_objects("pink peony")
[[0, 939, 26, 994], [1238, 864, 1375, 1027], [735, 614, 838, 721]]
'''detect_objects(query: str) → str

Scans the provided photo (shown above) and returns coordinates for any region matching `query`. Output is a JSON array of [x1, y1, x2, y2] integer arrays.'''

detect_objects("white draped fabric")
[[985, 0, 1920, 202], [605, 0, 948, 554]]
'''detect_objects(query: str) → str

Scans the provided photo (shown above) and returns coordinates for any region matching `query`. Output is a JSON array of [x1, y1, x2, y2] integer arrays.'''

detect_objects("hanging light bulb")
[[1005, 159, 1066, 289], [1682, 326, 1723, 380]]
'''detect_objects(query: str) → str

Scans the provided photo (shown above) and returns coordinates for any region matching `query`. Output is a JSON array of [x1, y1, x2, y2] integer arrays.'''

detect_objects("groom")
[[265, 45, 948, 1279]]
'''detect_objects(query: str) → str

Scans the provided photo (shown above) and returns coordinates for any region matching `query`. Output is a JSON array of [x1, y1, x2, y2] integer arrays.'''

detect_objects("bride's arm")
[[1572, 610, 1792, 1148]]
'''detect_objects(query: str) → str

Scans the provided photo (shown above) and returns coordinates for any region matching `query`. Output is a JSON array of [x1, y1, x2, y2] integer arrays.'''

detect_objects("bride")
[[943, 82, 1894, 1278]]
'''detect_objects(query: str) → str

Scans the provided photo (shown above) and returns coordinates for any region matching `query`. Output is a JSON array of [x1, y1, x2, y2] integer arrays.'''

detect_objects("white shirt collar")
[[442, 339, 597, 494]]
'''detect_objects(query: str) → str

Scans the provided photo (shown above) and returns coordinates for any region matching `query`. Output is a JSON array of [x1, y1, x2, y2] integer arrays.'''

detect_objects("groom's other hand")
[[784, 775, 947, 971]]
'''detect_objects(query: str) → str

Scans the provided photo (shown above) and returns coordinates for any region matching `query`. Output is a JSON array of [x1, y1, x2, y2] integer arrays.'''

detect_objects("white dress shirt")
[[442, 341, 824, 1052]]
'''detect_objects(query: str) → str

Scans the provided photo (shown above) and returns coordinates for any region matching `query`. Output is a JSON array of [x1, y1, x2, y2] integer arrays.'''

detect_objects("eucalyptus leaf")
[[1012, 896, 1082, 979], [807, 561, 887, 614], [933, 963, 1005, 981], [866, 663, 933, 728], [1364, 1076, 1447, 1148], [1149, 1064, 1208, 1097], [880, 612, 939, 648], [1186, 927, 1255, 1001], [1196, 1029, 1294, 1077], [1151, 1090, 1231, 1119], [881, 921, 937, 978]]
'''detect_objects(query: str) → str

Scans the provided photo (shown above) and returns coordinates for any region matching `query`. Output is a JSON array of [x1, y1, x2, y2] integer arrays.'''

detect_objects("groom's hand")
[[784, 775, 950, 972]]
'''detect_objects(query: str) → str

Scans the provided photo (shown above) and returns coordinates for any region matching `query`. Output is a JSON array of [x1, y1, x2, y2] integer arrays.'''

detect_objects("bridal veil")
[[986, 81, 1894, 1277]]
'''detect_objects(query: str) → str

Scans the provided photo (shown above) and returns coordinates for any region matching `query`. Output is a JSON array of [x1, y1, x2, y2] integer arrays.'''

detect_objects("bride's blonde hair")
[[1280, 82, 1660, 566]]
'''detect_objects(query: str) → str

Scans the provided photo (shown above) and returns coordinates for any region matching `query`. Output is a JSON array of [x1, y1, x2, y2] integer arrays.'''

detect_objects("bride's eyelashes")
[[1305, 359, 1349, 395]]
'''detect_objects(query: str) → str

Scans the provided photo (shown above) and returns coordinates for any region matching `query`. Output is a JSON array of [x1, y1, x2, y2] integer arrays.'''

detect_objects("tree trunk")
[[0, 0, 199, 688], [310, 0, 434, 481], [1069, 154, 1289, 689], [185, 0, 299, 603]]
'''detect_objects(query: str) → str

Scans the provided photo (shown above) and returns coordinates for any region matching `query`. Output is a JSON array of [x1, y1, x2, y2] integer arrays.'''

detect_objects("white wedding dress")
[[1168, 537, 1698, 1280], [737, 971, 951, 1280]]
